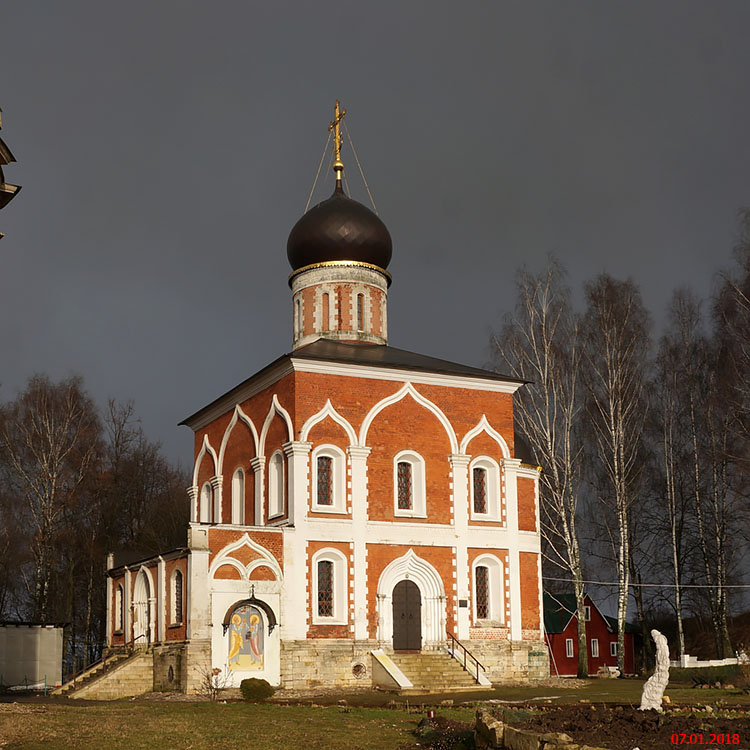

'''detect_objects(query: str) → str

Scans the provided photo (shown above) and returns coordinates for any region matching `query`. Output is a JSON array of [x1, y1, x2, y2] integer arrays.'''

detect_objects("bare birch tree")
[[492, 260, 588, 676], [581, 275, 650, 675], [0, 375, 100, 621]]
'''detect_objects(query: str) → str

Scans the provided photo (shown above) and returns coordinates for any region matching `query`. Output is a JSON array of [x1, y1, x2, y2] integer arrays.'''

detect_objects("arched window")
[[337, 289, 344, 329], [469, 457, 501, 521], [311, 444, 346, 513], [356, 293, 365, 331], [200, 482, 212, 523], [296, 298, 302, 337], [232, 468, 245, 525], [472, 555, 504, 624], [393, 450, 426, 517], [268, 451, 284, 519], [171, 569, 183, 625], [114, 584, 124, 632], [322, 292, 330, 331], [213, 482, 222, 524], [311, 548, 348, 624]]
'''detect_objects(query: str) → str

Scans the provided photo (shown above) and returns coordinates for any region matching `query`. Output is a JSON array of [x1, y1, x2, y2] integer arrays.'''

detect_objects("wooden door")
[[392, 580, 422, 651]]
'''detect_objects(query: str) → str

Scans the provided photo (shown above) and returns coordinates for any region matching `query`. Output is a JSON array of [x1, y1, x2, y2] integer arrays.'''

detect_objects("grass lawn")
[[0, 700, 474, 750], [1, 679, 747, 750]]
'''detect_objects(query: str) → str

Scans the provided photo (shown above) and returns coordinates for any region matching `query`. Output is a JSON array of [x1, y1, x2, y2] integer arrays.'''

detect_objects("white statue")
[[639, 629, 669, 712]]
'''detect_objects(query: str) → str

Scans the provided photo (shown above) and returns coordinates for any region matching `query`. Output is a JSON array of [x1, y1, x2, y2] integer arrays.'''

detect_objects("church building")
[[103, 105, 548, 694]]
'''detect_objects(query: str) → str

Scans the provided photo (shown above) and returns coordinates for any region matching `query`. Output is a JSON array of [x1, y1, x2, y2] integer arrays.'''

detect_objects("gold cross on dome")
[[328, 100, 347, 175]]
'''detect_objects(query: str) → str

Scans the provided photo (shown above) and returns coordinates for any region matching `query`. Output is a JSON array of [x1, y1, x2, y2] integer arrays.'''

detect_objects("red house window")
[[473, 468, 487, 514], [317, 456, 333, 506], [317, 560, 333, 617], [475, 566, 489, 619]]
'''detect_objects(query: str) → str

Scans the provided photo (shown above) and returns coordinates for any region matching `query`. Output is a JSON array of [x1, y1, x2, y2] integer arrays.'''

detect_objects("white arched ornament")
[[359, 382, 458, 453], [259, 394, 294, 457], [209, 532, 283, 583], [192, 434, 219, 487], [459, 414, 510, 458], [376, 548, 447, 648], [300, 398, 357, 445], [218, 405, 259, 475]]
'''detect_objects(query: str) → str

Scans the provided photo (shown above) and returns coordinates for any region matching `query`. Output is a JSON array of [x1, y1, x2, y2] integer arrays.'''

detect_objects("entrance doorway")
[[133, 571, 150, 646], [392, 580, 422, 651]]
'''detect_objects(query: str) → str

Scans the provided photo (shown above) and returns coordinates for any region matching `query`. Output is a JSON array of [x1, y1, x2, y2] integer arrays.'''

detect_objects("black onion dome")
[[287, 183, 392, 272]]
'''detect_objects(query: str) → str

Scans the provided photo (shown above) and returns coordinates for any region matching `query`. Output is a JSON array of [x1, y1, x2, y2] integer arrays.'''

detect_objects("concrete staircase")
[[54, 650, 154, 700], [390, 651, 485, 693]]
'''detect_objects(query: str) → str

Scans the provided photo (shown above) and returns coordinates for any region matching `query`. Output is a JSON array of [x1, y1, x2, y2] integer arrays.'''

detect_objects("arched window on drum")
[[227, 603, 264, 672]]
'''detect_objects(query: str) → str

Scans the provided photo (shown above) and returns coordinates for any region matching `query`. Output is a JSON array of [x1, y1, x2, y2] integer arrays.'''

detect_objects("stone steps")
[[389, 651, 484, 692], [59, 651, 154, 700]]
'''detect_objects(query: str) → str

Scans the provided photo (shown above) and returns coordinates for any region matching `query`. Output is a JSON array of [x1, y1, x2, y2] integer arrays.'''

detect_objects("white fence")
[[669, 652, 749, 668]]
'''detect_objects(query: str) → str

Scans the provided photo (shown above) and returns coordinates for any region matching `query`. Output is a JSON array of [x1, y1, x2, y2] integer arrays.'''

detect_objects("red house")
[[543, 592, 636, 676]]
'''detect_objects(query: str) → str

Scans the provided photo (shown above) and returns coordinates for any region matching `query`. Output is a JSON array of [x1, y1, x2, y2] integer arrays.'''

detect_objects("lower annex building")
[[104, 106, 548, 692]]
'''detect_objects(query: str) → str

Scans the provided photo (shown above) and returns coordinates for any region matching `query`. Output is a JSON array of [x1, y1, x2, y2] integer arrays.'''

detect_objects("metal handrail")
[[446, 630, 486, 683]]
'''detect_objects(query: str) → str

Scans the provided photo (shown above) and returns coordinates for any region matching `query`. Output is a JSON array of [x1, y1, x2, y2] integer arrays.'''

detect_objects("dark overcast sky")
[[3, 1, 750, 465]]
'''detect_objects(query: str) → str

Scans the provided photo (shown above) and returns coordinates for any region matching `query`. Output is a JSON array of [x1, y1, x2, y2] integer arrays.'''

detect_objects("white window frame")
[[393, 450, 426, 518], [199, 482, 212, 523], [231, 467, 245, 525], [584, 605, 591, 621], [311, 444, 347, 513], [469, 456, 501, 521], [471, 554, 504, 625], [591, 638, 599, 658], [565, 638, 574, 658], [268, 450, 285, 519], [170, 569, 183, 625], [114, 584, 124, 632], [610, 641, 617, 657], [311, 548, 348, 625]]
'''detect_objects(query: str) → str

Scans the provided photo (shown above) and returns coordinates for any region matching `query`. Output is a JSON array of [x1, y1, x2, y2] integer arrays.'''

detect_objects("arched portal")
[[392, 580, 422, 651], [132, 570, 151, 646], [376, 549, 446, 649]]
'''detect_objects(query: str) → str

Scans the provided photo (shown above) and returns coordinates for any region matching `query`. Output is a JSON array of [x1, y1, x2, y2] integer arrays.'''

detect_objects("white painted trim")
[[208, 532, 283, 581], [231, 468, 245, 525], [259, 394, 294, 457], [311, 444, 347, 513], [300, 398, 357, 445], [291, 360, 522, 394], [184, 360, 294, 432], [267, 450, 285, 520], [392, 449, 427, 518], [376, 548, 446, 648], [469, 455, 502, 522], [217, 405, 260, 475], [471, 553, 505, 625], [311, 547, 348, 625], [192, 434, 219, 487], [460, 414, 511, 457], [359, 382, 459, 452]]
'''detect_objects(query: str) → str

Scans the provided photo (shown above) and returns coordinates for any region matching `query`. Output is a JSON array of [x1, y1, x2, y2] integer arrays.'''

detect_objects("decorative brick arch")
[[259, 394, 294, 457], [300, 399, 357, 445], [376, 549, 447, 648], [218, 405, 259, 475], [459, 414, 510, 458], [209, 533, 283, 582], [192, 434, 219, 486], [359, 382, 458, 453]]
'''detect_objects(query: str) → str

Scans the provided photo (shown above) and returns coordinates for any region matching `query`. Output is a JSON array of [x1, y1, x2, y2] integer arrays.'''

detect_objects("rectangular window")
[[397, 462, 412, 510], [473, 467, 487, 514], [475, 566, 489, 619], [317, 560, 333, 617], [565, 638, 574, 658], [584, 605, 591, 621], [173, 571, 183, 624], [357, 294, 364, 331], [317, 456, 333, 506], [591, 638, 599, 658], [610, 641, 617, 657]]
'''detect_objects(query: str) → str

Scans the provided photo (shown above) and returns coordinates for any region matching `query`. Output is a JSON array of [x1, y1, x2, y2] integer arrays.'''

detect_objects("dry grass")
[[0, 700, 472, 750]]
